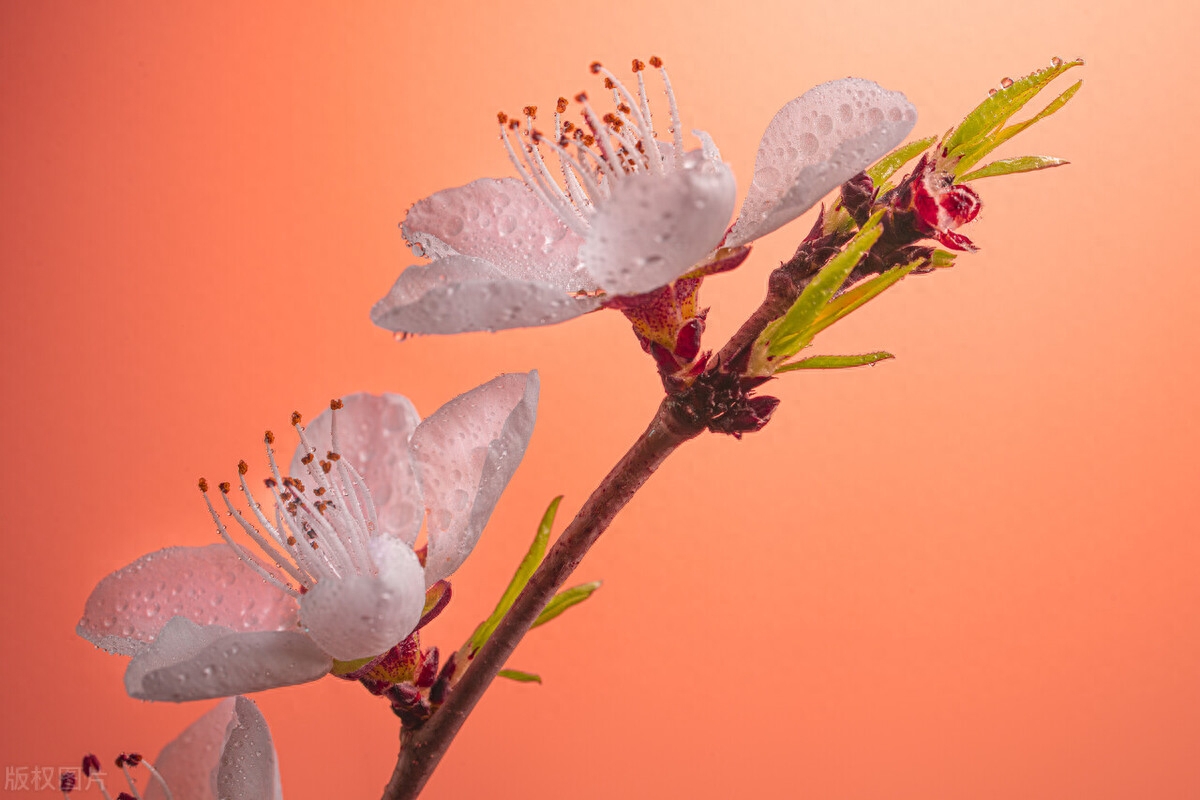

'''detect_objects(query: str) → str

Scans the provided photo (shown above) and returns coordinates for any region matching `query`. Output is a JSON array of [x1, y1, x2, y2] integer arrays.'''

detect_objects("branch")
[[383, 396, 705, 799]]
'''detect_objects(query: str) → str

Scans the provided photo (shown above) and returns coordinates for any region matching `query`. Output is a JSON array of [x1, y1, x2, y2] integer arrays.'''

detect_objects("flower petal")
[[125, 616, 332, 701], [291, 392, 424, 545], [412, 371, 539, 585], [370, 255, 601, 335], [580, 154, 736, 296], [298, 536, 426, 661], [77, 545, 300, 657], [215, 696, 284, 800], [402, 177, 589, 289], [146, 696, 282, 800], [726, 79, 917, 248]]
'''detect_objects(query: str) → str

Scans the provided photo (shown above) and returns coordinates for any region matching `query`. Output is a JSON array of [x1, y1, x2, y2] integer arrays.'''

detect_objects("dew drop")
[[1050, 56, 1063, 67], [444, 216, 465, 236], [1000, 77, 1014, 88]]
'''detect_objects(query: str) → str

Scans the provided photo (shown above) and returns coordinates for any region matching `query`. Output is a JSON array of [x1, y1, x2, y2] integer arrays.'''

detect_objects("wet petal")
[[580, 154, 736, 296], [727, 79, 917, 248], [147, 696, 282, 800], [216, 696, 284, 800], [291, 393, 424, 545], [125, 616, 332, 701], [77, 545, 300, 657], [298, 536, 426, 661], [402, 177, 589, 289], [412, 371, 539, 585], [370, 255, 601, 335]]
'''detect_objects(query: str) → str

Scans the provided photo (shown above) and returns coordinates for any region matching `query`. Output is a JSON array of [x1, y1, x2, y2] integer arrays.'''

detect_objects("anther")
[[575, 92, 588, 103], [292, 478, 306, 493], [60, 771, 77, 793], [265, 430, 275, 445], [291, 411, 302, 426], [301, 453, 314, 465], [322, 462, 333, 474], [218, 482, 231, 494], [649, 56, 663, 68], [314, 487, 326, 496], [497, 111, 508, 124], [82, 755, 102, 776], [589, 61, 602, 74], [327, 451, 342, 461], [557, 97, 569, 113], [508, 119, 521, 131], [522, 105, 537, 118], [632, 58, 645, 72], [604, 77, 615, 90], [238, 460, 248, 475], [287, 535, 297, 546], [330, 398, 344, 411], [198, 478, 209, 493], [618, 102, 631, 114], [264, 477, 277, 488]]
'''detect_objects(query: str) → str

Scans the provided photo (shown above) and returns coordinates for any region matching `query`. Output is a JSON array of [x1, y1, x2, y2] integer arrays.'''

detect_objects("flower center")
[[198, 400, 380, 600], [497, 56, 718, 237]]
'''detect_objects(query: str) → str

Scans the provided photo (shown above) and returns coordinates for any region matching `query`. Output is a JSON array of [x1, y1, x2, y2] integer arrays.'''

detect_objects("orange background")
[[3, 2, 1198, 798]]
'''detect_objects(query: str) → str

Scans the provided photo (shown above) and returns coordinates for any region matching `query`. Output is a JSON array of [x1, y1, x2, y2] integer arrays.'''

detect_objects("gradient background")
[[3, 1, 1198, 797]]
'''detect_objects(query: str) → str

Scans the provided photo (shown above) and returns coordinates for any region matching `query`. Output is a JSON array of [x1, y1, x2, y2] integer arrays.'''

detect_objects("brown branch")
[[382, 396, 705, 800]]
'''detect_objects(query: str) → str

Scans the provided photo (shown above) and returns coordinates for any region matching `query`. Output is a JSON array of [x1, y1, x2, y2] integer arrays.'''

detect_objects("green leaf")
[[866, 136, 937, 187], [757, 212, 885, 364], [777, 352, 895, 372], [465, 496, 562, 655], [531, 581, 602, 629], [498, 669, 543, 684], [959, 155, 1069, 182], [944, 60, 1083, 160], [804, 260, 919, 343], [954, 80, 1082, 175]]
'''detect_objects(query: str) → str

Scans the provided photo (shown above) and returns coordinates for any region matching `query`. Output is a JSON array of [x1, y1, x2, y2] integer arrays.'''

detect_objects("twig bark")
[[382, 397, 705, 800]]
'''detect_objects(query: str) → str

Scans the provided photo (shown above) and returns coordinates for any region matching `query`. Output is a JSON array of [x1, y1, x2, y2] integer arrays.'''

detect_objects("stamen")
[[116, 754, 143, 800], [652, 57, 685, 155]]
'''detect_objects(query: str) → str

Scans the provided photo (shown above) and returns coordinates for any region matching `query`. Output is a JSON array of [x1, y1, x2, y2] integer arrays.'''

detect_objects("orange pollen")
[[327, 452, 341, 461], [497, 111, 508, 124], [290, 411, 302, 426], [556, 97, 569, 113], [522, 105, 537, 118], [218, 482, 231, 494], [649, 56, 663, 68], [264, 430, 275, 444], [292, 478, 305, 493], [237, 460, 248, 475], [575, 92, 588, 103], [618, 103, 631, 114], [330, 398, 344, 411], [301, 453, 314, 465], [589, 61, 602, 74], [508, 120, 521, 131], [632, 58, 645, 72], [286, 536, 296, 546], [264, 478, 277, 488], [313, 487, 326, 496], [321, 462, 332, 474], [198, 477, 209, 492]]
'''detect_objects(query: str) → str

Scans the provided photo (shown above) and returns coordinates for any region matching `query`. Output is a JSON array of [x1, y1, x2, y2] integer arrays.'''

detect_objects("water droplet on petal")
[[1000, 77, 1014, 88]]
